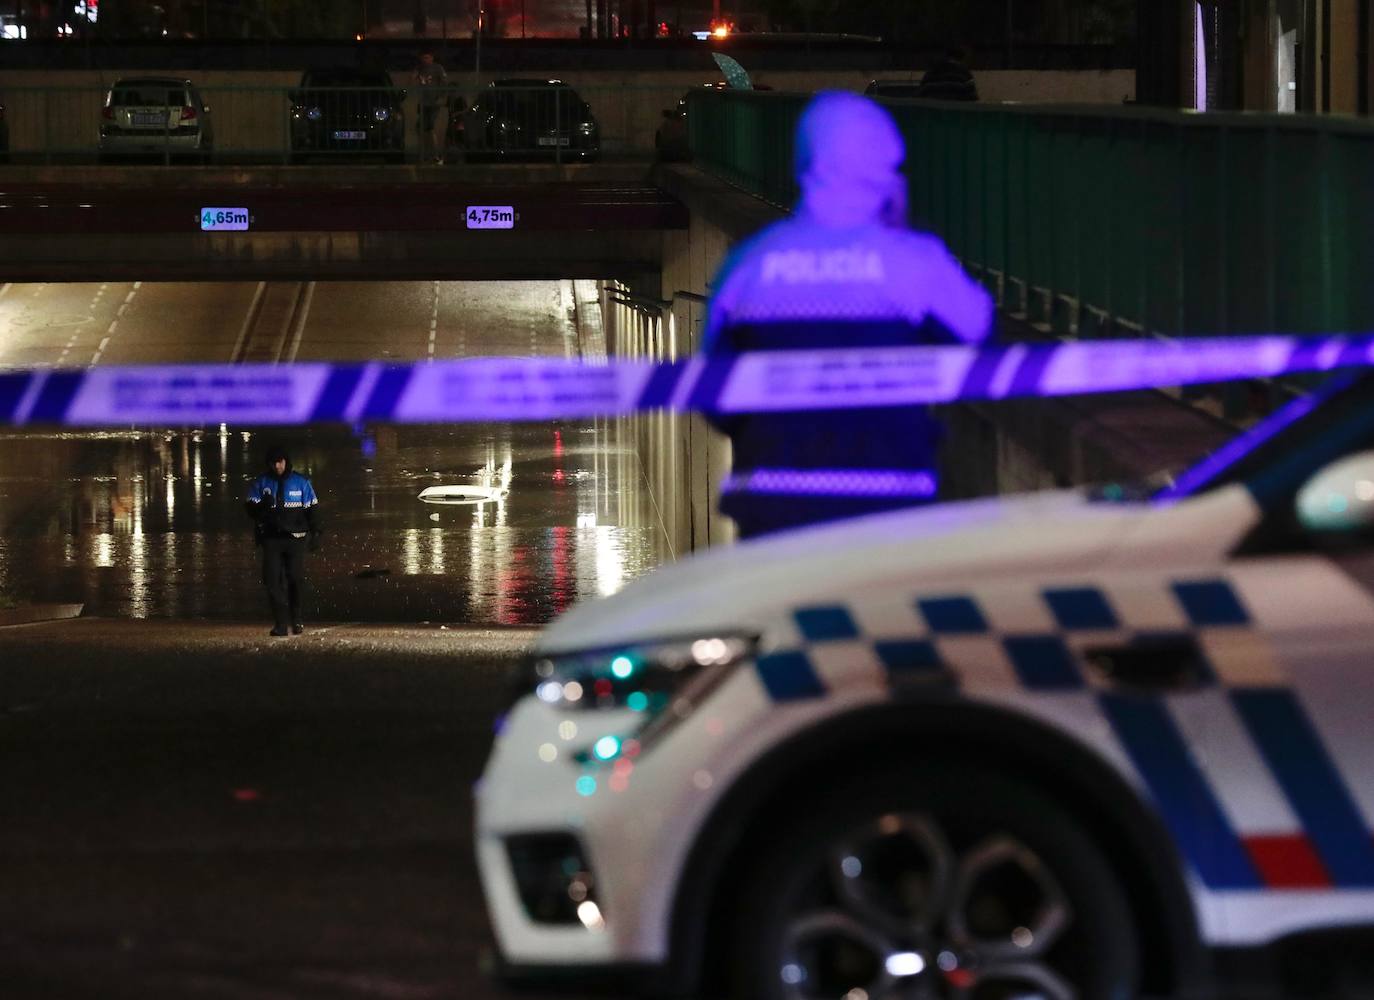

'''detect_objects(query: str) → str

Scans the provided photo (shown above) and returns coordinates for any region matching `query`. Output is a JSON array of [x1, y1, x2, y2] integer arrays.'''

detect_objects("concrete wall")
[[0, 68, 1136, 156], [598, 161, 790, 556], [601, 272, 737, 556], [1326, 0, 1360, 114]]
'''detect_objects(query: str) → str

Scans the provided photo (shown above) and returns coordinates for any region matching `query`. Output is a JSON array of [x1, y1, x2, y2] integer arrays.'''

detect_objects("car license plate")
[[333, 130, 367, 140], [133, 113, 164, 126], [537, 137, 570, 147]]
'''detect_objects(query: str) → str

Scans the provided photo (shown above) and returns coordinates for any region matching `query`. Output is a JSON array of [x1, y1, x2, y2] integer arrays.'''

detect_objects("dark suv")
[[289, 68, 406, 163], [463, 79, 599, 161]]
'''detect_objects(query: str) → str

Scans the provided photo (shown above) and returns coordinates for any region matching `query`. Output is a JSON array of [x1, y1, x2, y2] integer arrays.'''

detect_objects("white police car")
[[476, 372, 1374, 999]]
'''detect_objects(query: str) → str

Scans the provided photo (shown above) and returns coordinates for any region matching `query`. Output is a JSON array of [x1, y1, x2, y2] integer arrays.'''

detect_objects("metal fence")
[[688, 90, 1374, 417], [0, 81, 693, 163]]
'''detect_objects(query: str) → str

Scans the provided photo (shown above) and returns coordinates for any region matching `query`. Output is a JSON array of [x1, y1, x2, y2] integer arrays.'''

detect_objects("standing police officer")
[[702, 90, 994, 537], [246, 445, 321, 636]]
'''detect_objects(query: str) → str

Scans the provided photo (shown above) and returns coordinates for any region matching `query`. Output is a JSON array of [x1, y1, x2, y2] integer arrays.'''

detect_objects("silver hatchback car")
[[99, 77, 214, 162]]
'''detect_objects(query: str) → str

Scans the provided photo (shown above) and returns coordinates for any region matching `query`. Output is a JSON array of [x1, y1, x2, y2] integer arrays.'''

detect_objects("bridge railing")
[[688, 90, 1374, 418], [0, 81, 693, 164]]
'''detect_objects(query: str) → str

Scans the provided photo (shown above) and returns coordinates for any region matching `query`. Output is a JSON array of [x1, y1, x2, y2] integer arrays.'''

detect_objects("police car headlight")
[[372, 107, 390, 122], [525, 635, 755, 715]]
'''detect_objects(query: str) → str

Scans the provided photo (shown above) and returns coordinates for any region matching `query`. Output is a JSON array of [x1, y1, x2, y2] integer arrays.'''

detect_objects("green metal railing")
[[688, 91, 1374, 414]]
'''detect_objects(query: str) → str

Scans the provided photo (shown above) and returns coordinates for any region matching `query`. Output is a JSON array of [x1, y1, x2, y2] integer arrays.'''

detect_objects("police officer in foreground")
[[703, 90, 994, 538], [245, 445, 321, 636]]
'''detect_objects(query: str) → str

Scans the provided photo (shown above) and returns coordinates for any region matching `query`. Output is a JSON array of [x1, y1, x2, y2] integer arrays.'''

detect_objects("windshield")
[[111, 86, 185, 106], [483, 87, 585, 115], [1151, 372, 1374, 506]]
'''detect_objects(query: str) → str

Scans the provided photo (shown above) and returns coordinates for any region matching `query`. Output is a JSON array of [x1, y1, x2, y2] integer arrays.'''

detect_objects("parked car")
[[477, 370, 1374, 999], [463, 79, 599, 162], [98, 77, 213, 163], [289, 67, 405, 164]]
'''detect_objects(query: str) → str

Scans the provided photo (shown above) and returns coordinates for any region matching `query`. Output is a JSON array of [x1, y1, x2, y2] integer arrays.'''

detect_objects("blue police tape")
[[1, 334, 1371, 427]]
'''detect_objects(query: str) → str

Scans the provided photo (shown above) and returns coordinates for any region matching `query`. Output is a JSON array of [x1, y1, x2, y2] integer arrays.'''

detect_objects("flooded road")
[[0, 280, 672, 625]]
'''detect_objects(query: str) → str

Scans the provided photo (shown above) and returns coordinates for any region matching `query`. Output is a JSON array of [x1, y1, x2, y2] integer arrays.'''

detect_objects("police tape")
[[0, 334, 1370, 427]]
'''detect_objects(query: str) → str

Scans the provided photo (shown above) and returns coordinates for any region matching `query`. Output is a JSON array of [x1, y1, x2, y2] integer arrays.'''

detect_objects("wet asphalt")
[[0, 280, 672, 997], [0, 419, 666, 623], [0, 618, 573, 1000]]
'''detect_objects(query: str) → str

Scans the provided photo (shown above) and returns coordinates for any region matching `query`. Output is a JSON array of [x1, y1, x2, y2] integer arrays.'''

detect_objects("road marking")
[[427, 280, 440, 362], [283, 280, 316, 363], [230, 281, 268, 362], [58, 328, 79, 365], [89, 282, 138, 366], [235, 282, 310, 364], [89, 334, 113, 368]]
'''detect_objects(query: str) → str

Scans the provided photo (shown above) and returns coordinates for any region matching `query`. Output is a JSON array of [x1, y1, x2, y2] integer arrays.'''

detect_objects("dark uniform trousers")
[[261, 536, 307, 629]]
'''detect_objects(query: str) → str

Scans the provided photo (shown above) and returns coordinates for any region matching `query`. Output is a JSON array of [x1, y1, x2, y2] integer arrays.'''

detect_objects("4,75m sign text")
[[466, 206, 517, 230]]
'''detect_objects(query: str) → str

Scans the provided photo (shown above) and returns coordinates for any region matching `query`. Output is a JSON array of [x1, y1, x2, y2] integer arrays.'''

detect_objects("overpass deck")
[[0, 164, 686, 280]]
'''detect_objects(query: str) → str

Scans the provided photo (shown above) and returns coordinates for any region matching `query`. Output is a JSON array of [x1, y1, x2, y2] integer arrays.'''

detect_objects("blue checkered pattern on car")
[[752, 577, 1250, 702], [749, 577, 1374, 896]]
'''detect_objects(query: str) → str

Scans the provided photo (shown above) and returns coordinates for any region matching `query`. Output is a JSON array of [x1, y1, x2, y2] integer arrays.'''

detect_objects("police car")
[[476, 371, 1374, 999]]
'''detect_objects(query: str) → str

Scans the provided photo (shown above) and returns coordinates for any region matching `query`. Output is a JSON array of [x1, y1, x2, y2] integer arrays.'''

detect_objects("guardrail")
[[688, 91, 1374, 418], [0, 81, 693, 164]]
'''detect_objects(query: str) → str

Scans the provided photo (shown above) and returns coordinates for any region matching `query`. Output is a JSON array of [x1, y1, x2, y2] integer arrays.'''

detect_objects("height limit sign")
[[465, 205, 516, 230]]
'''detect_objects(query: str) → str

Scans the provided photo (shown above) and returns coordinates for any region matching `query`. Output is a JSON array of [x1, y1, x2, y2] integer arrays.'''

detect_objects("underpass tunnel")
[[0, 277, 716, 624]]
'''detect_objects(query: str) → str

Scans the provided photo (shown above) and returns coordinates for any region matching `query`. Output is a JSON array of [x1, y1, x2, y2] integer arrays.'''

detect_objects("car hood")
[[538, 489, 1151, 653]]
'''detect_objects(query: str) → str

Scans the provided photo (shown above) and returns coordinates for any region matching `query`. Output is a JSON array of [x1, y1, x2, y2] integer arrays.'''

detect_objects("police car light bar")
[[0, 334, 1370, 427]]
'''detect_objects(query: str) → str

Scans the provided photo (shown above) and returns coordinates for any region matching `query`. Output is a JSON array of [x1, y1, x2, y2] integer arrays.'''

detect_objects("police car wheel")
[[732, 766, 1139, 1000]]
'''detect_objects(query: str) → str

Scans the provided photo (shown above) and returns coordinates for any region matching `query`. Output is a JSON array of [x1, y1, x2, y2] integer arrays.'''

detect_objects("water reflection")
[[0, 419, 669, 625]]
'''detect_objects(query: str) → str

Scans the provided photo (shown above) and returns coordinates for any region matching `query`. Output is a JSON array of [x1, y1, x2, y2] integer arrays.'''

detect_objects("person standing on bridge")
[[413, 50, 450, 164], [246, 445, 322, 637], [702, 90, 994, 538]]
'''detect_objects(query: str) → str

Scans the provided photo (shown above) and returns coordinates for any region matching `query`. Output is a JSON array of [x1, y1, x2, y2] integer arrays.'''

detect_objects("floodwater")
[[0, 417, 671, 625]]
